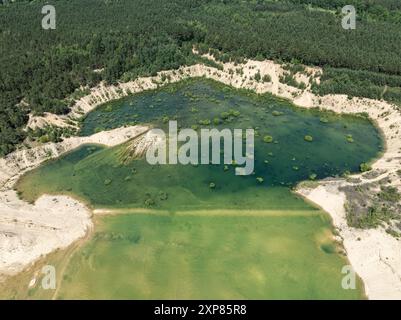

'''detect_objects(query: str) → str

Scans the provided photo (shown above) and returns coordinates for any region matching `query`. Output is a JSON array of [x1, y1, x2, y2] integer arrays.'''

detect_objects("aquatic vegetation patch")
[[359, 163, 372, 172], [304, 135, 313, 142], [263, 135, 273, 143]]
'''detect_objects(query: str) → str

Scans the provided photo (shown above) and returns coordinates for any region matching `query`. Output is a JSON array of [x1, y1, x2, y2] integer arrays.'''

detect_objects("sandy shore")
[[3, 53, 401, 298], [0, 192, 92, 277], [0, 125, 148, 277], [298, 184, 401, 299]]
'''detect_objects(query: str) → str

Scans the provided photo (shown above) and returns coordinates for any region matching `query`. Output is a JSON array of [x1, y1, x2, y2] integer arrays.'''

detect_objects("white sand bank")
[[299, 185, 401, 299]]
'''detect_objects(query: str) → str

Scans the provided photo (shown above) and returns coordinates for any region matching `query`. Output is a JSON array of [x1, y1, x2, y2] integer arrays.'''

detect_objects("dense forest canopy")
[[1, 0, 401, 155]]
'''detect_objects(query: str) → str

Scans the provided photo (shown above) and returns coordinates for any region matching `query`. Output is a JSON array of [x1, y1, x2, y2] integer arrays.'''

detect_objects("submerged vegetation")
[[12, 79, 381, 299], [3, 211, 364, 299], [0, 0, 395, 299], [17, 80, 384, 209]]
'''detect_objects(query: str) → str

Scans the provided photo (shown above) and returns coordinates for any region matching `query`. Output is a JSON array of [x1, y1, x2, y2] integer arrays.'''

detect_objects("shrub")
[[304, 135, 313, 142], [220, 112, 230, 119], [262, 74, 272, 83], [254, 71, 261, 82], [39, 135, 50, 144], [379, 186, 400, 202], [198, 119, 211, 125], [359, 163, 372, 172], [213, 117, 222, 125], [230, 110, 240, 117], [272, 111, 283, 116], [263, 135, 273, 143], [346, 134, 354, 143]]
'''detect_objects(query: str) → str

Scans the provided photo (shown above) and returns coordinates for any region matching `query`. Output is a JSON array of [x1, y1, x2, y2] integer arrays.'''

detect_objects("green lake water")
[[16, 79, 382, 299]]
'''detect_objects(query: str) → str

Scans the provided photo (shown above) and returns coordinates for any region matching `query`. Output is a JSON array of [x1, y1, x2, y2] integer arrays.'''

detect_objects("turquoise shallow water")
[[14, 78, 381, 299], [19, 79, 382, 208]]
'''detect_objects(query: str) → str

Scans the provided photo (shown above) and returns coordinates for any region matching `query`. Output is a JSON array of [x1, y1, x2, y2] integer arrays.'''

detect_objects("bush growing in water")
[[220, 112, 230, 120], [198, 119, 211, 125], [359, 163, 372, 172], [304, 135, 313, 142], [263, 135, 273, 143], [230, 110, 240, 117], [213, 117, 222, 125], [220, 110, 240, 121]]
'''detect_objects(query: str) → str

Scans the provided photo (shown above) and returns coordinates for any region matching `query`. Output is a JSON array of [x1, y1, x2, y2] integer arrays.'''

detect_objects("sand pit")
[[2, 54, 401, 298]]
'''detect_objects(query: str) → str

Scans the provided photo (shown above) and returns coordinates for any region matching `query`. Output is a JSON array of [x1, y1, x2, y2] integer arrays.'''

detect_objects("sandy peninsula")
[[2, 52, 401, 299]]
